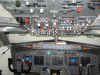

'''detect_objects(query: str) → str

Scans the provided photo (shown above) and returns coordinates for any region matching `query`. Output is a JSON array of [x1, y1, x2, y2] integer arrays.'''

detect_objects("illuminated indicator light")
[[24, 56, 32, 62], [30, 9, 34, 13], [72, 0, 76, 3], [24, 60, 28, 63], [70, 58, 76, 63], [24, 56, 32, 63], [98, 6, 100, 9], [47, 26, 50, 32], [25, 45, 31, 48], [24, 18, 29, 23], [40, 8, 44, 13], [77, 7, 82, 13], [47, 50, 51, 55], [38, 23, 41, 27], [26, 1, 29, 5], [83, 48, 88, 51], [25, 57, 30, 60], [70, 58, 76, 62], [69, 62, 76, 64], [46, 24, 49, 27], [29, 60, 32, 63], [53, 22, 56, 26], [24, 60, 32, 63], [75, 70, 80, 72]]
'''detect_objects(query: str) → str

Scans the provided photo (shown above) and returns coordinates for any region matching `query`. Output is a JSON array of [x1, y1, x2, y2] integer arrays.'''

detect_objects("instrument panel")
[[3, 1, 100, 75], [4, 0, 100, 36], [8, 41, 99, 75]]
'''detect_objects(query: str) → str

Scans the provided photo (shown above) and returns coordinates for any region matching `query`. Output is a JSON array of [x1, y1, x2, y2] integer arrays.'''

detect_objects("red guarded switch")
[[77, 7, 82, 13], [98, 6, 100, 9], [47, 26, 50, 32], [25, 45, 31, 48], [69, 62, 76, 65], [24, 18, 29, 23], [75, 70, 80, 72]]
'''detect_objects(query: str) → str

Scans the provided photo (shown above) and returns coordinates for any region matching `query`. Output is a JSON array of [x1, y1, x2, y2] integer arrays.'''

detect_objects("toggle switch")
[[40, 8, 44, 14]]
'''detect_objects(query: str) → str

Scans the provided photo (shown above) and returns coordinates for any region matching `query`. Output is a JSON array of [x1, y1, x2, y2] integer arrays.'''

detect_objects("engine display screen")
[[52, 56, 63, 66], [81, 57, 90, 66], [69, 57, 78, 66], [69, 58, 76, 63], [24, 56, 32, 61], [34, 56, 44, 65]]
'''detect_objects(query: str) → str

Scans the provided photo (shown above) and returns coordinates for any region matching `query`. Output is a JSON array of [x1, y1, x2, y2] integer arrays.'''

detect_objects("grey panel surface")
[[10, 42, 100, 75]]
